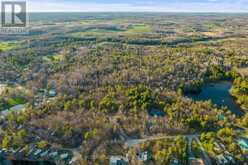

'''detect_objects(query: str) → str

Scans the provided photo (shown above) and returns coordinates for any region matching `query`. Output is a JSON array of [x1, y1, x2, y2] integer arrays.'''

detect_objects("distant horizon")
[[27, 11, 248, 14], [26, 0, 248, 13]]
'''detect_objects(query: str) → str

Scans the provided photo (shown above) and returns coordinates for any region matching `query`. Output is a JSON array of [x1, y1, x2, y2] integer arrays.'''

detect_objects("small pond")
[[187, 81, 244, 116]]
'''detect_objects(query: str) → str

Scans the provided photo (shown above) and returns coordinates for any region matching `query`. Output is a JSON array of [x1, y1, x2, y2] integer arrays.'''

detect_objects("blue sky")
[[28, 0, 248, 12]]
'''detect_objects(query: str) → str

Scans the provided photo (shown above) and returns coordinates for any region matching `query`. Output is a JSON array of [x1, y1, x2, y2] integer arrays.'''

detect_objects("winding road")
[[125, 134, 212, 165]]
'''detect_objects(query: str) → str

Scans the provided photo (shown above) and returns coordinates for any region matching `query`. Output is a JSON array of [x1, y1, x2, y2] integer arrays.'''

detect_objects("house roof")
[[190, 159, 205, 165], [10, 104, 26, 111], [238, 139, 248, 150], [1, 104, 26, 117], [110, 156, 128, 164]]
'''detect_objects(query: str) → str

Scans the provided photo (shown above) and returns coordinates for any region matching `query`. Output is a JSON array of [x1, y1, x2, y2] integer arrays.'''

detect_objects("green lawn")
[[72, 24, 151, 37], [43, 54, 65, 62], [7, 97, 26, 107], [72, 28, 124, 37], [0, 97, 26, 111], [126, 24, 152, 33], [80, 19, 128, 25], [80, 20, 105, 25], [0, 42, 18, 52]]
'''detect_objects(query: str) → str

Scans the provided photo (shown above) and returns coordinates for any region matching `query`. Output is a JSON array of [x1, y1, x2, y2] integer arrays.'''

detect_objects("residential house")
[[190, 159, 205, 165], [48, 90, 56, 97], [148, 108, 165, 117], [60, 153, 69, 160], [170, 158, 182, 165], [238, 138, 248, 151], [216, 154, 235, 165], [49, 151, 58, 157], [40, 150, 49, 157], [137, 151, 151, 161], [34, 149, 42, 156], [110, 156, 128, 165], [1, 104, 26, 117]]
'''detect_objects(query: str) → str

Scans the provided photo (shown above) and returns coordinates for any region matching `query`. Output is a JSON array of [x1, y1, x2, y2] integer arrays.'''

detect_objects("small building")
[[69, 157, 77, 165], [40, 150, 49, 157], [27, 147, 35, 155], [18, 147, 26, 154], [137, 151, 151, 161], [148, 108, 165, 117], [238, 138, 248, 151], [110, 156, 128, 165], [1, 104, 26, 117], [216, 154, 234, 165], [225, 155, 235, 164], [170, 158, 182, 165], [218, 114, 225, 121], [213, 142, 222, 152], [48, 90, 56, 97], [34, 149, 42, 156], [217, 155, 227, 165], [10, 104, 26, 112], [190, 158, 205, 165], [60, 153, 69, 160], [49, 151, 58, 157], [12, 148, 20, 154]]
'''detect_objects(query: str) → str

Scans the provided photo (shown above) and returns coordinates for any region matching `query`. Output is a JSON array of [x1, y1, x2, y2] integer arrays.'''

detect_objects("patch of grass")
[[43, 54, 65, 62], [0, 97, 26, 111], [73, 24, 152, 37], [74, 28, 124, 37], [203, 22, 220, 31], [126, 24, 152, 33], [0, 42, 18, 52], [80, 19, 128, 25], [80, 20, 105, 25], [51, 54, 65, 61], [7, 97, 26, 107]]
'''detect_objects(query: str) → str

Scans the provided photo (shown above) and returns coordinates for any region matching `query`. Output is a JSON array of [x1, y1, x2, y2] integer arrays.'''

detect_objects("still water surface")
[[188, 81, 244, 116]]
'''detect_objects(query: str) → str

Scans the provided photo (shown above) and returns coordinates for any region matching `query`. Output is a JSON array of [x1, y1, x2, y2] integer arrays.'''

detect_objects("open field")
[[0, 42, 19, 52]]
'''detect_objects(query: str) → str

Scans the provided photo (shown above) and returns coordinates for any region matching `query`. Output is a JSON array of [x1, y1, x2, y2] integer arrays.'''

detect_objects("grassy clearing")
[[80, 19, 128, 25], [0, 85, 28, 110], [0, 97, 26, 111], [73, 24, 151, 37], [0, 42, 18, 52], [72, 28, 123, 37], [7, 97, 26, 107], [43, 54, 65, 62], [126, 24, 152, 33], [51, 54, 65, 61], [80, 20, 105, 25]]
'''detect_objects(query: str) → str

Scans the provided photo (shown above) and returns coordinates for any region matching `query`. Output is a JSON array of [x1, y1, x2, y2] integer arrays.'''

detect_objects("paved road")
[[125, 134, 212, 165], [125, 134, 199, 147], [194, 138, 212, 165], [187, 136, 195, 158]]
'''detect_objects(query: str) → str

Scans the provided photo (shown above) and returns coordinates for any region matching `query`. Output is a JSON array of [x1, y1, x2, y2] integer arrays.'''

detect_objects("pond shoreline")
[[186, 81, 244, 117]]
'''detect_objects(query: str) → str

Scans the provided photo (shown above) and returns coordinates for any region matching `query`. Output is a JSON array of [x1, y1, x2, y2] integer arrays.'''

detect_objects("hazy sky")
[[28, 0, 248, 12]]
